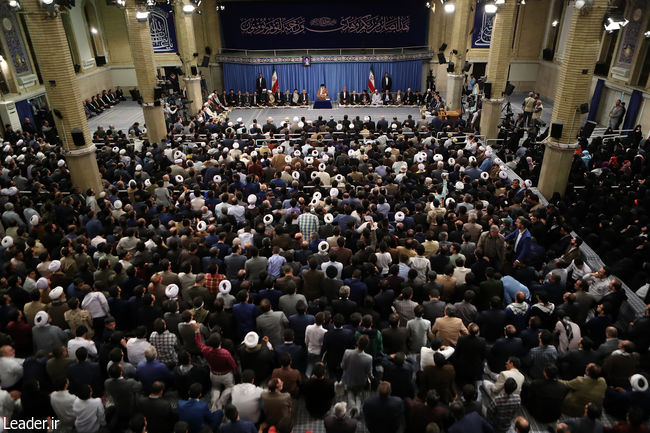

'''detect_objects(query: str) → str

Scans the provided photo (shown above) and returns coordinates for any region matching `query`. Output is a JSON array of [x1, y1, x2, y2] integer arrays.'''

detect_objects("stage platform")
[[226, 104, 422, 126]]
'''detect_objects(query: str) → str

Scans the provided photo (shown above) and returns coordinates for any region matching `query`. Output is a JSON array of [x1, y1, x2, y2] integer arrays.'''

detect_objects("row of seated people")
[[82, 87, 128, 118], [213, 88, 443, 108]]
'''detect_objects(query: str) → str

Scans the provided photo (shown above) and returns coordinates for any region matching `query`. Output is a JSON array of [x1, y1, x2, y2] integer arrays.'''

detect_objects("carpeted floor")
[[87, 100, 145, 134]]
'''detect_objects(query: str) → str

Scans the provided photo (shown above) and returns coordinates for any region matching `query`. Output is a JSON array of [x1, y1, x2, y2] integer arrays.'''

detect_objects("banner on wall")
[[219, 1, 428, 49], [149, 3, 178, 53], [0, 4, 33, 76], [471, 1, 494, 49], [614, 0, 646, 69]]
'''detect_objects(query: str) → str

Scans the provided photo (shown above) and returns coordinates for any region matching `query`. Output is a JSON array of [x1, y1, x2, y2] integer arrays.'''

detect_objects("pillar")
[[537, 0, 609, 198], [480, 0, 518, 140], [22, 0, 102, 193], [174, 0, 202, 115], [445, 0, 472, 111], [200, 3, 223, 92], [123, 0, 167, 144]]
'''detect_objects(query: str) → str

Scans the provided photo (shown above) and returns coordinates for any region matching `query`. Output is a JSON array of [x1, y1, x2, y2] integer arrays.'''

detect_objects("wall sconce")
[[135, 11, 149, 21]]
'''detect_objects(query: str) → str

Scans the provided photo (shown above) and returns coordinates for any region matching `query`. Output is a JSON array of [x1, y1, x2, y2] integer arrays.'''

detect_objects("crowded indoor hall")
[[0, 0, 649, 433]]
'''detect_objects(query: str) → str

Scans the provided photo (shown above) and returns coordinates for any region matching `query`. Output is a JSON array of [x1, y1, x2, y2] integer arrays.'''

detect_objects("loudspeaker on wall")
[[550, 122, 563, 139], [71, 128, 85, 147]]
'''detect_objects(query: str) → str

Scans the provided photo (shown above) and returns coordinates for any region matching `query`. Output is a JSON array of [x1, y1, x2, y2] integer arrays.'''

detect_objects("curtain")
[[15, 99, 35, 131], [587, 78, 604, 122], [622, 89, 642, 134], [222, 60, 423, 97]]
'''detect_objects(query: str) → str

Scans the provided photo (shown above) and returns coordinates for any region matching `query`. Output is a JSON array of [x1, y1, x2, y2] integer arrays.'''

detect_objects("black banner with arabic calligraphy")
[[219, 1, 428, 49]]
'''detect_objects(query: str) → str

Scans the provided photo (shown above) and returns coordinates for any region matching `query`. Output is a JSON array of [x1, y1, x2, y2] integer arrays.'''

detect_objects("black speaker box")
[[505, 82, 515, 96], [439, 43, 447, 51], [542, 48, 554, 61], [73, 64, 80, 73], [483, 82, 492, 99], [201, 56, 210, 67], [446, 62, 454, 73], [71, 128, 85, 147], [550, 122, 563, 139], [582, 120, 597, 138], [154, 100, 161, 107], [579, 103, 589, 114], [437, 52, 446, 64], [463, 62, 471, 72], [190, 66, 198, 76], [205, 46, 212, 55], [95, 55, 106, 67], [153, 86, 163, 99], [594, 61, 609, 76]]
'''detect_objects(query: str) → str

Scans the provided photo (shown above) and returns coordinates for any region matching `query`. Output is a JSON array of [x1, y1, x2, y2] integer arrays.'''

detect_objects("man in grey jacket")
[[255, 299, 289, 347]]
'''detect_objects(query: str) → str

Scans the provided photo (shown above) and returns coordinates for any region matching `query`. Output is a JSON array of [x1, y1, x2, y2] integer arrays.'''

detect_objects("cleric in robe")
[[317, 84, 329, 100]]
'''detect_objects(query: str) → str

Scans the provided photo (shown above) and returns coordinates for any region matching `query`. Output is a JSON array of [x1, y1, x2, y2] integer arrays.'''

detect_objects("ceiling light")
[[136, 11, 149, 21], [551, 20, 559, 27], [182, 3, 195, 13], [444, 3, 455, 13], [485, 3, 497, 13]]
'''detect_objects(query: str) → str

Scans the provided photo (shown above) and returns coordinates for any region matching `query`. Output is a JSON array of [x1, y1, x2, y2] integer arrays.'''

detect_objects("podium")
[[313, 99, 333, 109]]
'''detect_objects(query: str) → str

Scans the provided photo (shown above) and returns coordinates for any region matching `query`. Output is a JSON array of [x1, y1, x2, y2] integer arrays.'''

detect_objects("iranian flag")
[[368, 65, 376, 92], [271, 66, 279, 93]]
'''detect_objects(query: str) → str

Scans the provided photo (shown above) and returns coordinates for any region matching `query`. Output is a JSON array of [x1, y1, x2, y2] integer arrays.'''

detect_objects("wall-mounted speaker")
[[542, 48, 554, 61], [504, 82, 515, 96], [71, 128, 85, 147], [550, 122, 563, 139], [154, 100, 161, 107], [483, 82, 492, 99], [205, 46, 212, 55], [201, 56, 210, 67], [594, 61, 609, 76], [437, 52, 446, 64], [190, 66, 198, 76], [579, 103, 589, 114], [439, 43, 447, 51], [463, 62, 471, 72], [95, 56, 106, 67], [153, 86, 163, 99], [73, 64, 81, 73], [446, 62, 454, 73], [582, 120, 597, 139]]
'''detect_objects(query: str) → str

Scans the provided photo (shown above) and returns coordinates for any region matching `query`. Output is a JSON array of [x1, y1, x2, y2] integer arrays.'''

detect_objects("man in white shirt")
[[230, 369, 264, 423], [72, 385, 105, 433], [50, 379, 77, 431], [321, 252, 343, 280], [566, 257, 592, 283], [305, 312, 328, 377], [126, 326, 152, 366], [81, 287, 110, 341], [0, 346, 23, 390], [67, 325, 98, 358]]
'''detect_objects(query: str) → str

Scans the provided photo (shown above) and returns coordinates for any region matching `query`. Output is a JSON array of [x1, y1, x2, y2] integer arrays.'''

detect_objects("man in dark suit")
[[505, 217, 533, 267], [363, 381, 404, 433], [68, 347, 104, 397], [321, 314, 355, 380], [255, 73, 266, 95], [559, 337, 598, 380], [339, 87, 350, 105], [138, 381, 177, 433], [104, 363, 142, 431], [381, 72, 392, 93], [235, 91, 244, 107], [177, 383, 223, 433], [521, 363, 567, 424], [453, 323, 487, 385], [487, 325, 526, 373], [405, 88, 415, 105], [324, 401, 357, 433], [351, 90, 360, 105], [331, 286, 357, 321], [300, 89, 309, 105], [376, 116, 389, 132]]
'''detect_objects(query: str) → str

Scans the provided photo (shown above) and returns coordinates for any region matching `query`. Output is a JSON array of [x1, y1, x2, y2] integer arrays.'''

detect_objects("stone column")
[[445, 0, 472, 111], [174, 0, 202, 115], [22, 0, 102, 193], [123, 0, 167, 144], [537, 0, 609, 198], [200, 3, 223, 92], [480, 0, 518, 140]]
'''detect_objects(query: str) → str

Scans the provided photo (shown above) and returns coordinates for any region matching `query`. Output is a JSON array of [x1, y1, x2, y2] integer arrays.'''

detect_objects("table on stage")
[[313, 99, 333, 109]]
